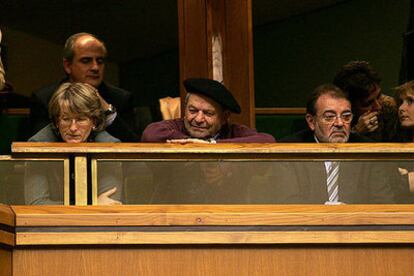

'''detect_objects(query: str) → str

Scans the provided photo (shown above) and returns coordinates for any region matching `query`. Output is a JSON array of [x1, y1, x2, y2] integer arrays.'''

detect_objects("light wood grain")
[[12, 142, 414, 154], [0, 248, 11, 276], [11, 205, 414, 227], [12, 247, 414, 276], [0, 108, 30, 115], [0, 204, 14, 226], [14, 230, 414, 245], [74, 156, 87, 205], [0, 229, 15, 246], [255, 107, 306, 115], [63, 159, 70, 206]]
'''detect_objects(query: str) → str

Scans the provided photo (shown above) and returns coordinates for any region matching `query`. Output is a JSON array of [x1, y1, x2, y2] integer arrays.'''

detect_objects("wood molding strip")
[[15, 231, 414, 245], [11, 142, 414, 154], [255, 107, 306, 115], [12, 205, 414, 227], [0, 108, 30, 115], [0, 205, 15, 227], [0, 230, 15, 246]]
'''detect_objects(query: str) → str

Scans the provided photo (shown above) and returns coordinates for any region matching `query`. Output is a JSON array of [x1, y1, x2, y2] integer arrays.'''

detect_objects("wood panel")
[[0, 230, 14, 246], [222, 0, 255, 127], [74, 155, 87, 206], [0, 248, 12, 276], [10, 142, 414, 161], [255, 107, 306, 115], [12, 142, 414, 154], [11, 205, 414, 227], [15, 230, 414, 246], [0, 205, 14, 227], [178, 0, 209, 98], [0, 108, 29, 115], [12, 246, 414, 276], [178, 0, 255, 127]]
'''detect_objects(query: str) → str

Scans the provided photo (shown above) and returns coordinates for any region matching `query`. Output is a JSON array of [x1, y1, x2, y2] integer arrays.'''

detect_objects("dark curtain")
[[400, 0, 414, 83]]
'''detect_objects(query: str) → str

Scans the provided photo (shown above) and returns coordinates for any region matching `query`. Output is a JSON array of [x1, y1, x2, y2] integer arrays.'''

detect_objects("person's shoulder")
[[279, 129, 314, 142], [145, 118, 184, 131], [142, 119, 185, 142], [28, 124, 58, 142], [94, 131, 121, 142], [102, 83, 132, 97]]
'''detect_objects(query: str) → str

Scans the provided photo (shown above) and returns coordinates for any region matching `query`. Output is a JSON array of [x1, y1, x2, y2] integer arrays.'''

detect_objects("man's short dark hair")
[[306, 83, 348, 115], [333, 60, 381, 102], [62, 32, 107, 61]]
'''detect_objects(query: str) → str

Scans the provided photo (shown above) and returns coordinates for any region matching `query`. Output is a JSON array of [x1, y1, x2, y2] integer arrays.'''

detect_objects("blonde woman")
[[26, 82, 123, 205]]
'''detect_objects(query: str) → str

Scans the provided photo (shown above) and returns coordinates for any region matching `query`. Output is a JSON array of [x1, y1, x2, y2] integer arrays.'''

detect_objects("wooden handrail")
[[255, 107, 306, 115]]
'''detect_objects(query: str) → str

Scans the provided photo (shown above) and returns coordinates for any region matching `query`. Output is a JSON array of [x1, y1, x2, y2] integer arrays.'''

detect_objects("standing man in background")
[[30, 32, 138, 142]]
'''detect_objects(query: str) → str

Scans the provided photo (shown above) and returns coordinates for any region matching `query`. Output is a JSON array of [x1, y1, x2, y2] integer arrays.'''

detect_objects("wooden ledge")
[[11, 142, 414, 154], [11, 205, 414, 227]]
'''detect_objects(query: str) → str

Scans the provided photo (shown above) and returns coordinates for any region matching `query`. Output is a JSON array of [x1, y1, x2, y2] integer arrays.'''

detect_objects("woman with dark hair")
[[25, 82, 123, 205]]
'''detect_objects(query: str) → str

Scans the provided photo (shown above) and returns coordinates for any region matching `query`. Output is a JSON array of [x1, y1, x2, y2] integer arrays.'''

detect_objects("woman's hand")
[[353, 110, 379, 133], [98, 187, 122, 205]]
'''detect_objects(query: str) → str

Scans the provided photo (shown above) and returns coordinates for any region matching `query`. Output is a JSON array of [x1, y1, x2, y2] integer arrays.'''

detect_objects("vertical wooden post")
[[178, 0, 255, 127], [63, 158, 70, 206], [74, 155, 88, 205]]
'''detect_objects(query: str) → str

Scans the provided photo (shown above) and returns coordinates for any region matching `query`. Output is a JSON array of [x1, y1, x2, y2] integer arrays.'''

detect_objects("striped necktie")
[[327, 161, 339, 202]]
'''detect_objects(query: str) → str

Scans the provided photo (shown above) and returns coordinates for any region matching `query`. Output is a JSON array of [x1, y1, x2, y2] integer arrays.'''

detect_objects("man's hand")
[[354, 110, 379, 133], [98, 187, 122, 205], [167, 138, 210, 144]]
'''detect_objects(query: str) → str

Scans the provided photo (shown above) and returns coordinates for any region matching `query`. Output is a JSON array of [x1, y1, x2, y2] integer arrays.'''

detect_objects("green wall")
[[254, 0, 411, 107], [120, 50, 179, 107]]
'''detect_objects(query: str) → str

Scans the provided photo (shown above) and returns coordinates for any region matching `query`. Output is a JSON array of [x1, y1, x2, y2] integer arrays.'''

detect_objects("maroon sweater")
[[141, 118, 275, 143]]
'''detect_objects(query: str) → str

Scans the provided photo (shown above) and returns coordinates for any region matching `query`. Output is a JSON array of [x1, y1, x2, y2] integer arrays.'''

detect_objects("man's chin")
[[63, 137, 83, 143], [329, 135, 348, 143], [85, 78, 102, 87]]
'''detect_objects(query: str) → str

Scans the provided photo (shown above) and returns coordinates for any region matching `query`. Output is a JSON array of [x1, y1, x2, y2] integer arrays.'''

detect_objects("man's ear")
[[305, 114, 316, 131], [222, 110, 231, 123], [63, 58, 72, 75]]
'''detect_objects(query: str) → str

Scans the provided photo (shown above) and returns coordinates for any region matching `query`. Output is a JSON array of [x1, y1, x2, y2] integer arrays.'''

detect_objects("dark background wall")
[[254, 0, 411, 107], [119, 49, 179, 107]]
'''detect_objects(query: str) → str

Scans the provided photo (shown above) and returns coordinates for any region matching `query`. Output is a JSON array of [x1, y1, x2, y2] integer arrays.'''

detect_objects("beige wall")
[[2, 27, 119, 97]]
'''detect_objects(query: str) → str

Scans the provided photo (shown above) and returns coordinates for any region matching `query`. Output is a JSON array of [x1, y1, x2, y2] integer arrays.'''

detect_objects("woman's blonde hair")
[[394, 80, 414, 108], [49, 82, 106, 131]]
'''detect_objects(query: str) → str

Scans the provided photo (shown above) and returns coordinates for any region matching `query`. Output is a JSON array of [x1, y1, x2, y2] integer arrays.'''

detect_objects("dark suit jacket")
[[279, 128, 373, 142], [29, 80, 139, 142], [284, 161, 395, 204], [270, 129, 395, 204]]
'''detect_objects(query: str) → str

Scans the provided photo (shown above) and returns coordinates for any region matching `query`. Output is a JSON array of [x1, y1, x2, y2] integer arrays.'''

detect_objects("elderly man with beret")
[[142, 78, 275, 143], [139, 78, 274, 204]]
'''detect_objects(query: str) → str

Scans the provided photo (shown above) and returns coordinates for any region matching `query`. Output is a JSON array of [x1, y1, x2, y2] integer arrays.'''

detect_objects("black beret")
[[183, 78, 241, 114]]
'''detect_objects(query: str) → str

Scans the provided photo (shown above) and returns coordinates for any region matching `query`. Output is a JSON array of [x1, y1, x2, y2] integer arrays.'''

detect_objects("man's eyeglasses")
[[319, 112, 353, 124], [59, 116, 91, 127]]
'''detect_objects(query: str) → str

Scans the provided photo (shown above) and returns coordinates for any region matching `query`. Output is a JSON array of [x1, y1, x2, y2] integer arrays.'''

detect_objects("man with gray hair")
[[29, 32, 138, 141]]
